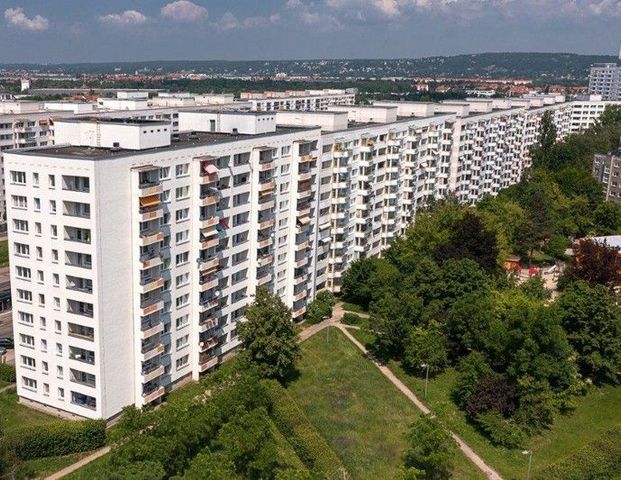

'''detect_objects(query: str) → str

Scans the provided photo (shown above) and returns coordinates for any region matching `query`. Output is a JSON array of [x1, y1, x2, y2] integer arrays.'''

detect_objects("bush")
[[341, 313, 362, 326], [475, 412, 527, 449], [9, 420, 106, 459], [535, 426, 621, 479], [264, 380, 348, 478], [0, 363, 16, 383]]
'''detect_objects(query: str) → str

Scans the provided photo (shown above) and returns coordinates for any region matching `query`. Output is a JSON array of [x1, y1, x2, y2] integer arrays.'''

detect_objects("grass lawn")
[[0, 239, 8, 268], [0, 389, 60, 434], [346, 325, 621, 480], [0, 379, 12, 389], [341, 302, 368, 314], [287, 327, 485, 480], [17, 452, 93, 479]]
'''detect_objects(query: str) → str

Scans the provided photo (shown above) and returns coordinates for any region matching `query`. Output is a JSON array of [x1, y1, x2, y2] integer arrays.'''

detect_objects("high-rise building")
[[5, 94, 621, 420], [593, 142, 621, 203], [589, 63, 621, 100]]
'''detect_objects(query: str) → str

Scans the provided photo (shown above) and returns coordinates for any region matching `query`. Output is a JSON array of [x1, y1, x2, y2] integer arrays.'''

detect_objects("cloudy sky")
[[1, 0, 619, 63]]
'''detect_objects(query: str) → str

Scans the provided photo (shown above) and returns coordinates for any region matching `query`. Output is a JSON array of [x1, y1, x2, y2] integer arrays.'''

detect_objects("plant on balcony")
[[238, 287, 300, 381]]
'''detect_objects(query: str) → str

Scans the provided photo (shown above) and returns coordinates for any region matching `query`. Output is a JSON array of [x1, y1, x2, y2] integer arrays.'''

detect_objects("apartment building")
[[242, 89, 356, 112], [5, 94, 621, 420], [593, 144, 621, 203], [589, 63, 621, 100]]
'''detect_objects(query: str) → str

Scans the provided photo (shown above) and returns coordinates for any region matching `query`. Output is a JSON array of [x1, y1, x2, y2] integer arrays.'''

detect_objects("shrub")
[[304, 291, 336, 325], [10, 419, 106, 459], [535, 426, 621, 479], [0, 363, 16, 383], [465, 373, 517, 421], [341, 313, 362, 326], [475, 412, 527, 449], [264, 380, 348, 478]]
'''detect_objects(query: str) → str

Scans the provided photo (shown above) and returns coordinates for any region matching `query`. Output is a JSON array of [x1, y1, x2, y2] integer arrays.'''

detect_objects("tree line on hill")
[[341, 105, 621, 452]]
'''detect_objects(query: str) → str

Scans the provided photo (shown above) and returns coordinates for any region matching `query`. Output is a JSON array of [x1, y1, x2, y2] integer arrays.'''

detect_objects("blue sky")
[[0, 0, 619, 63]]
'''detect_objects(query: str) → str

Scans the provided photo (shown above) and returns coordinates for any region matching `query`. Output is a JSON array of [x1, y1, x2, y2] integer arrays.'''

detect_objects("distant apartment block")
[[5, 93, 621, 420], [593, 144, 621, 203], [589, 63, 621, 100], [241, 89, 356, 112]]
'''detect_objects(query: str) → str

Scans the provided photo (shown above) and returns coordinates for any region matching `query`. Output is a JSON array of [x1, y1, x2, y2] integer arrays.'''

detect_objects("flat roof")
[[183, 109, 274, 116], [57, 117, 170, 127], [9, 126, 317, 160]]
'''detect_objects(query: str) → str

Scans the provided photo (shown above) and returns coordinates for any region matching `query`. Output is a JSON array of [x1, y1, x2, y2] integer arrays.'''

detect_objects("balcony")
[[138, 205, 163, 222], [199, 275, 219, 292], [200, 216, 219, 229], [139, 276, 164, 294], [141, 250, 163, 269], [138, 182, 163, 197], [199, 257, 219, 272], [200, 335, 219, 352], [295, 256, 308, 268], [201, 237, 219, 250], [257, 272, 272, 286], [257, 254, 273, 267], [141, 320, 164, 339], [296, 239, 310, 251], [143, 385, 165, 403], [140, 230, 164, 247], [258, 218, 275, 230], [259, 180, 275, 193], [200, 189, 220, 207], [141, 364, 165, 383], [199, 316, 219, 332], [299, 154, 316, 163], [140, 298, 164, 317], [260, 161, 274, 172], [298, 171, 313, 182], [200, 297, 220, 312], [293, 306, 306, 317], [199, 354, 218, 372], [293, 290, 307, 302], [141, 342, 165, 362], [258, 199, 275, 210], [257, 236, 273, 249]]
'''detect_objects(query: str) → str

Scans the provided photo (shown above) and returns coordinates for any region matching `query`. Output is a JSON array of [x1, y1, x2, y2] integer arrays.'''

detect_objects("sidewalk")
[[45, 447, 111, 480]]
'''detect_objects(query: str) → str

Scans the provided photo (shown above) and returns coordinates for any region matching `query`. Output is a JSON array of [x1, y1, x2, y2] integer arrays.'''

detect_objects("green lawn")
[[287, 327, 485, 480], [341, 302, 368, 314], [16, 452, 93, 479], [0, 239, 8, 268], [346, 325, 621, 480], [0, 389, 60, 434]]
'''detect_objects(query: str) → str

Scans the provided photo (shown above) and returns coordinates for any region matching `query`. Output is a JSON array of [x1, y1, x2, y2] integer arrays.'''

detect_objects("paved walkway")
[[297, 303, 344, 342], [0, 383, 14, 394], [337, 324, 503, 480], [45, 447, 111, 480]]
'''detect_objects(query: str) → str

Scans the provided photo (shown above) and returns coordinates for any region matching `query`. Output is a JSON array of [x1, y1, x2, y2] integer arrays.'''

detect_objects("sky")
[[0, 0, 619, 63]]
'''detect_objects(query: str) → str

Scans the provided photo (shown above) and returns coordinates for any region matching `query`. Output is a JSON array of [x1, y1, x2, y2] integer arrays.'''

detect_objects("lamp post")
[[420, 363, 430, 398], [522, 450, 533, 480]]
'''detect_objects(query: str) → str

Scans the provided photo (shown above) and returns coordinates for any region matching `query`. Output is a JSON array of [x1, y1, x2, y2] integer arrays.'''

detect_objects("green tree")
[[593, 202, 621, 235], [555, 281, 621, 384], [403, 415, 456, 480], [402, 321, 448, 377], [181, 450, 240, 480], [596, 104, 621, 128], [341, 257, 381, 309], [304, 290, 335, 325], [238, 287, 300, 380], [371, 292, 424, 358], [452, 352, 493, 410], [445, 293, 494, 359], [531, 110, 557, 168]]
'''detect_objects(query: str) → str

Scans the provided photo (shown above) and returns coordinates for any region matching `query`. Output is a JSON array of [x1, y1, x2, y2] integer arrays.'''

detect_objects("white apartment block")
[[5, 94, 621, 420], [589, 63, 621, 101], [242, 89, 356, 112]]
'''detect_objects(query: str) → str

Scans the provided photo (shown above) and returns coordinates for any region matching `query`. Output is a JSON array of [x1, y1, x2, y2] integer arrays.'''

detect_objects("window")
[[175, 251, 189, 266], [10, 171, 26, 185], [281, 146, 291, 156], [22, 377, 37, 391], [36, 247, 43, 260], [55, 320, 61, 333], [19, 333, 34, 347], [48, 174, 56, 188], [175, 164, 189, 177], [11, 195, 27, 209], [175, 272, 190, 287], [32, 172, 39, 186], [56, 365, 63, 377], [33, 198, 41, 211], [13, 219, 28, 233], [176, 314, 189, 329], [49, 200, 56, 213], [175, 208, 189, 222], [280, 164, 290, 175], [35, 222, 41, 235], [175, 294, 189, 308], [159, 167, 170, 180], [175, 186, 190, 200], [58, 388, 64, 400], [51, 225, 57, 238], [161, 190, 170, 202], [17, 311, 33, 325], [15, 266, 31, 280], [14, 243, 29, 257], [17, 289, 32, 303], [175, 230, 189, 245], [176, 354, 189, 370], [176, 334, 189, 350]]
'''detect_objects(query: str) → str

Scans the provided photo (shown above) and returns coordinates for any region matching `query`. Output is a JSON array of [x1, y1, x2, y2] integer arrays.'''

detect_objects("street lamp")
[[420, 363, 430, 398], [522, 450, 533, 480]]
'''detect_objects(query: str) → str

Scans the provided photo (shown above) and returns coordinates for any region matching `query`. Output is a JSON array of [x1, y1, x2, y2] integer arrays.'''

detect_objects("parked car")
[[0, 347, 6, 357], [0, 337, 14, 349]]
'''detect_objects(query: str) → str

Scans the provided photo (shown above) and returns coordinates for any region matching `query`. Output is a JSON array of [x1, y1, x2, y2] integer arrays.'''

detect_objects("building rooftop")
[[57, 117, 169, 127], [9, 126, 317, 160]]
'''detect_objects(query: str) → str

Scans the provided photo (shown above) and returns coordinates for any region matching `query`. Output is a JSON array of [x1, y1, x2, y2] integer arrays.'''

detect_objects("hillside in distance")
[[1, 52, 618, 81]]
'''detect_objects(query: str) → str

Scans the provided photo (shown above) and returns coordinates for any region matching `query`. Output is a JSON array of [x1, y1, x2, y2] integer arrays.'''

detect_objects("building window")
[[10, 171, 26, 185], [22, 377, 37, 391], [176, 334, 189, 350], [175, 251, 189, 266], [175, 294, 189, 308], [176, 354, 189, 370], [175, 208, 189, 222], [175, 164, 189, 177], [176, 314, 189, 329], [13, 219, 28, 233]]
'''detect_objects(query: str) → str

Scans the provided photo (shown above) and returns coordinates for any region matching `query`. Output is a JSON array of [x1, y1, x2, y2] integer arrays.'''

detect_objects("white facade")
[[5, 95, 621, 420], [589, 63, 621, 100]]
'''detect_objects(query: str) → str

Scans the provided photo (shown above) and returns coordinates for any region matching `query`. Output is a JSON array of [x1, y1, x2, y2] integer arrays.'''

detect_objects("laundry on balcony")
[[139, 195, 160, 208], [218, 218, 229, 229]]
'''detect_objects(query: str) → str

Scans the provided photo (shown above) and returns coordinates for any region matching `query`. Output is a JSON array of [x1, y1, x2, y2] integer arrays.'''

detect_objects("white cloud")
[[99, 10, 147, 26], [588, 0, 621, 15], [4, 7, 48, 31], [161, 1, 207, 22], [214, 11, 281, 30]]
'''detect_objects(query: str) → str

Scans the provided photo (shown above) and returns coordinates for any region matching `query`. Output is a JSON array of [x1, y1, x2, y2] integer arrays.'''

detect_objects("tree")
[[555, 281, 621, 384], [515, 189, 555, 264], [452, 352, 493, 410], [402, 321, 448, 377], [596, 104, 621, 128], [531, 110, 557, 168], [238, 287, 300, 380], [371, 292, 424, 358], [445, 294, 494, 359], [593, 202, 621, 235], [562, 239, 621, 290], [403, 415, 456, 480], [437, 259, 491, 305], [304, 290, 335, 325], [434, 210, 501, 273], [341, 257, 381, 309], [181, 450, 240, 480], [465, 373, 517, 420]]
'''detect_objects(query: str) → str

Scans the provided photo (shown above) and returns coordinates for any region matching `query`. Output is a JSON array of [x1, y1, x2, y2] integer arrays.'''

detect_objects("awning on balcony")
[[298, 216, 311, 225], [203, 164, 218, 174], [140, 195, 160, 207]]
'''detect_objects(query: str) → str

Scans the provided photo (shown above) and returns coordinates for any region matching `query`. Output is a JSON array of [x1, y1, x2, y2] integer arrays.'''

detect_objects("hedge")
[[9, 419, 106, 460], [264, 380, 349, 478], [535, 426, 621, 479], [341, 313, 362, 326], [0, 363, 16, 383]]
